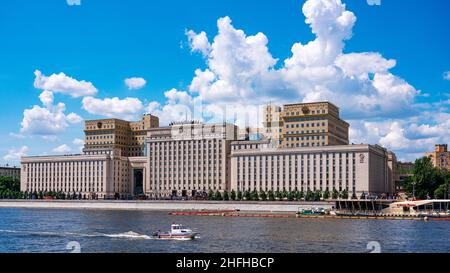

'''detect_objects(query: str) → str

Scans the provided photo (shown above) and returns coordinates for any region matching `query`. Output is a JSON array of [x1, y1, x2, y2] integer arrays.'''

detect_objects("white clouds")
[[187, 16, 278, 104], [125, 77, 147, 90], [379, 122, 411, 150], [73, 138, 85, 146], [67, 0, 81, 6], [39, 90, 54, 108], [20, 91, 83, 136], [367, 0, 381, 6], [146, 89, 194, 125], [66, 112, 83, 124], [179, 0, 418, 124], [3, 146, 29, 162], [82, 96, 144, 120], [186, 30, 211, 56], [52, 144, 72, 154], [34, 70, 97, 98], [72, 138, 85, 153], [444, 71, 450, 81], [335, 52, 396, 80], [142, 0, 444, 162]]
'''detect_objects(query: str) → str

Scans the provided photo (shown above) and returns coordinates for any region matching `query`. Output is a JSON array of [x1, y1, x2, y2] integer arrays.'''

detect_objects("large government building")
[[425, 144, 450, 170], [263, 102, 349, 148], [20, 101, 397, 199], [1, 166, 21, 180]]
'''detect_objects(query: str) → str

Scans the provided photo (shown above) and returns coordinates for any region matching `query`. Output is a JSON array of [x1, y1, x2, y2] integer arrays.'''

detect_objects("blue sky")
[[0, 0, 449, 165]]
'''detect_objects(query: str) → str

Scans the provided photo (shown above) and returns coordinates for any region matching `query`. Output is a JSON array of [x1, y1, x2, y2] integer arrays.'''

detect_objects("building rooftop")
[[283, 101, 340, 109]]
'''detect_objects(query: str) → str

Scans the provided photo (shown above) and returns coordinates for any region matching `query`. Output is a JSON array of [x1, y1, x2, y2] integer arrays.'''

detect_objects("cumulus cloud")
[[146, 89, 194, 125], [67, 0, 81, 6], [186, 30, 211, 56], [20, 91, 83, 136], [3, 146, 29, 162], [444, 71, 450, 81], [34, 70, 97, 98], [147, 0, 445, 161], [52, 144, 72, 154], [73, 138, 85, 146], [72, 138, 85, 153], [367, 0, 381, 6], [82, 96, 144, 120], [125, 77, 147, 90]]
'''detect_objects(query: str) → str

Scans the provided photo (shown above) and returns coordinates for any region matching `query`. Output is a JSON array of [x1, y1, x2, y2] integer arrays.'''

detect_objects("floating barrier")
[[169, 210, 450, 221]]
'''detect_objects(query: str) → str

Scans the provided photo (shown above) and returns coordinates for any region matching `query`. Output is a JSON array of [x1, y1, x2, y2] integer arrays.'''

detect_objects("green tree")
[[223, 191, 229, 201], [208, 190, 215, 200], [360, 192, 367, 199], [404, 157, 441, 199], [287, 191, 294, 201], [214, 190, 222, 200], [244, 190, 251, 201], [434, 183, 449, 199], [296, 191, 305, 201], [0, 177, 20, 199], [305, 190, 313, 201], [251, 189, 259, 201], [275, 190, 282, 201], [281, 189, 288, 200], [332, 188, 339, 199], [323, 189, 330, 200], [313, 190, 322, 201], [230, 190, 236, 201], [268, 190, 275, 201], [340, 189, 349, 199], [237, 190, 243, 201], [260, 190, 267, 201]]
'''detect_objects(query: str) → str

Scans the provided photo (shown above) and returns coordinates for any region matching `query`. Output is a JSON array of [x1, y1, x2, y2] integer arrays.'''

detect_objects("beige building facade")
[[20, 153, 131, 199], [262, 104, 283, 145], [263, 102, 349, 148], [0, 166, 21, 180], [230, 141, 395, 196], [145, 122, 238, 198], [19, 103, 397, 199], [425, 144, 450, 170], [84, 114, 159, 157]]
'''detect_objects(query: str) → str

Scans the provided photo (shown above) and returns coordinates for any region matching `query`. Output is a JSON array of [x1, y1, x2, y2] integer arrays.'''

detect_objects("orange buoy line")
[[169, 211, 450, 221]]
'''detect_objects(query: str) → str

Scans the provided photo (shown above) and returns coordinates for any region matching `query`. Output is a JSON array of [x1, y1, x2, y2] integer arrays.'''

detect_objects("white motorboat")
[[151, 224, 197, 240]]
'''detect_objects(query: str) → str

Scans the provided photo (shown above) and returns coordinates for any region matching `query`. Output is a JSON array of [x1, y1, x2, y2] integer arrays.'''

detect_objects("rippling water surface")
[[0, 208, 449, 253]]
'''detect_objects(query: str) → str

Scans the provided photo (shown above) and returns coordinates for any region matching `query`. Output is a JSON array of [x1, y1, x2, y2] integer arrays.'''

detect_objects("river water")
[[0, 208, 449, 253]]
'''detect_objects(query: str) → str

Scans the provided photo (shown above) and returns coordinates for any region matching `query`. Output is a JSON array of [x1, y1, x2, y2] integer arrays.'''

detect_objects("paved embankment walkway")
[[0, 200, 333, 212]]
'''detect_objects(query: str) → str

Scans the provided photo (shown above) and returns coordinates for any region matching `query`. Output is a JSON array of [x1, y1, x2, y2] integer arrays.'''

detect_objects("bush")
[[275, 190, 282, 201], [314, 190, 322, 201], [237, 190, 243, 201], [332, 189, 339, 199], [268, 190, 275, 201], [230, 190, 236, 201], [323, 189, 330, 200], [260, 191, 267, 201], [251, 189, 259, 201], [214, 190, 222, 200], [287, 192, 294, 201], [223, 191, 229, 201], [244, 190, 251, 201], [208, 190, 215, 200], [305, 190, 314, 201], [340, 189, 349, 199]]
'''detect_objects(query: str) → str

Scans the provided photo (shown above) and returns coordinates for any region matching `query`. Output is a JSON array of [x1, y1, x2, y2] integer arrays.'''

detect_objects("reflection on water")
[[0, 208, 449, 253]]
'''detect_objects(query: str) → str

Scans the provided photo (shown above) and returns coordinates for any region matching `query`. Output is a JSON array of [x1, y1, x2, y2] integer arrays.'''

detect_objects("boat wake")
[[0, 229, 152, 240], [102, 231, 151, 240]]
